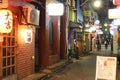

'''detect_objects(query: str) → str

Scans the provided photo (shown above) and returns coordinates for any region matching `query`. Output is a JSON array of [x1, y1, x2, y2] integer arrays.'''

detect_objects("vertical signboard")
[[95, 56, 117, 80]]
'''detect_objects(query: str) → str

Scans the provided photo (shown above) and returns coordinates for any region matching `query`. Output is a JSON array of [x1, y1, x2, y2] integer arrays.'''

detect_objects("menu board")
[[95, 56, 117, 80]]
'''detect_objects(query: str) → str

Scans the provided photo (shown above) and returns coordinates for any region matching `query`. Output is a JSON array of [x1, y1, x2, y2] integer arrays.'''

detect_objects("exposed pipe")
[[80, 0, 89, 7]]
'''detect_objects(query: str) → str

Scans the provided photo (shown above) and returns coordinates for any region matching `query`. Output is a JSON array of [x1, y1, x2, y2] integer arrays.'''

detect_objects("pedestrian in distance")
[[104, 38, 108, 50]]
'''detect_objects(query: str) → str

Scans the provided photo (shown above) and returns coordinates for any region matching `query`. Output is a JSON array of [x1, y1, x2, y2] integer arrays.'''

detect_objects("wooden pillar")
[[38, 0, 49, 68], [60, 12, 67, 59]]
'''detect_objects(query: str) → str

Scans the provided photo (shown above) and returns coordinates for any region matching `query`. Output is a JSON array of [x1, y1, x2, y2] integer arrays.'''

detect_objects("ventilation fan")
[[22, 6, 40, 26]]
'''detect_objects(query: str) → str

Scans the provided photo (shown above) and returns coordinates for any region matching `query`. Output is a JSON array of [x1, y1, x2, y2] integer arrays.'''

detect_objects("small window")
[[1, 14, 17, 77]]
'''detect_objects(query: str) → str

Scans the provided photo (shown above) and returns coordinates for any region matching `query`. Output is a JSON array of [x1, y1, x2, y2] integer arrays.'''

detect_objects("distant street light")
[[105, 28, 108, 31], [104, 23, 108, 27], [93, 0, 102, 8]]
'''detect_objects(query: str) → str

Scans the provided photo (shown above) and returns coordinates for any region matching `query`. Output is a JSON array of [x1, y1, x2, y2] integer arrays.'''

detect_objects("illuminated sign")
[[113, 0, 120, 5], [0, 10, 13, 33], [108, 8, 120, 19], [24, 30, 32, 43], [83, 10, 91, 16], [47, 2, 64, 16]]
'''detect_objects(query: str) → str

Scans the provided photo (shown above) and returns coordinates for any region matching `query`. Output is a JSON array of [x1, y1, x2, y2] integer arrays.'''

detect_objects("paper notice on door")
[[95, 56, 117, 80]]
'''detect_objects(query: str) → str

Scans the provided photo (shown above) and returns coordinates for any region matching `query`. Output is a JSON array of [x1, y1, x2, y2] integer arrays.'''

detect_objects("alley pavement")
[[48, 44, 120, 80], [22, 44, 120, 80]]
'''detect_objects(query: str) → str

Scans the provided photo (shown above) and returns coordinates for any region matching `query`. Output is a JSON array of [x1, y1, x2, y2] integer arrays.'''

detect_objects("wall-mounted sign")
[[24, 30, 32, 43], [47, 2, 64, 16], [0, 10, 13, 33], [108, 8, 120, 19], [83, 10, 91, 16], [113, 19, 120, 26], [95, 56, 117, 80]]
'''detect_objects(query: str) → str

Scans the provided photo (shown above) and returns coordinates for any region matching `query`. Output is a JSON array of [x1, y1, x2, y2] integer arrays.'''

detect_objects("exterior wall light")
[[47, 2, 64, 16], [24, 30, 32, 43], [0, 10, 13, 33]]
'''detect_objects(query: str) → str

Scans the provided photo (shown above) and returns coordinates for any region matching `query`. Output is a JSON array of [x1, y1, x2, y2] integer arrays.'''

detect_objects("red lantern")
[[0, 10, 13, 33]]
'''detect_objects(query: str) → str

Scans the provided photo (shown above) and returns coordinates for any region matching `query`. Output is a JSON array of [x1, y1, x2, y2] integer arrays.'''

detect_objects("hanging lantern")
[[0, 10, 13, 33]]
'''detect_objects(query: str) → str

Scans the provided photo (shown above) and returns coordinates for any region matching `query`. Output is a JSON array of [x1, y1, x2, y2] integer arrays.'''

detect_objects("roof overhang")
[[69, 21, 83, 29]]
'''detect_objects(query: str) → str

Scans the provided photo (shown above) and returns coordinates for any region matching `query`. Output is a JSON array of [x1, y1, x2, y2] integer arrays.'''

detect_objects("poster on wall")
[[95, 56, 117, 80]]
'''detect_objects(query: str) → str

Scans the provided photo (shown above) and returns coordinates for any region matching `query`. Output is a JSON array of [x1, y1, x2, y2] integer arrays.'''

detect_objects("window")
[[0, 14, 17, 77]]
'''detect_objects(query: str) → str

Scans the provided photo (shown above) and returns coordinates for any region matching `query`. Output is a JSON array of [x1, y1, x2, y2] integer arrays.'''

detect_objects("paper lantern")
[[0, 10, 13, 33]]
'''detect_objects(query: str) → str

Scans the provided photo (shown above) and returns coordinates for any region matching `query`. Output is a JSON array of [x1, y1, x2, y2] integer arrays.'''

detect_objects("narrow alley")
[[47, 44, 120, 80]]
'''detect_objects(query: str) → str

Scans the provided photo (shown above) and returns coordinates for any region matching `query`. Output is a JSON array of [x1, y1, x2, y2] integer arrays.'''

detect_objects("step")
[[22, 73, 48, 80], [43, 60, 70, 73]]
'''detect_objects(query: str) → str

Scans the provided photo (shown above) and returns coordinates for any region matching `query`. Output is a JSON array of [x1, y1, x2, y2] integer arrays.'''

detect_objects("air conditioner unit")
[[0, 0, 8, 8], [22, 6, 40, 26]]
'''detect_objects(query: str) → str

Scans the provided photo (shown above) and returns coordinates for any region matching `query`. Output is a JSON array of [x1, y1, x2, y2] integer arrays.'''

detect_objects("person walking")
[[104, 38, 108, 50]]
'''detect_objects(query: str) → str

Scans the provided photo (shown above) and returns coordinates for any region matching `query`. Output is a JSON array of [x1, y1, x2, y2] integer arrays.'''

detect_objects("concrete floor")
[[48, 45, 120, 80]]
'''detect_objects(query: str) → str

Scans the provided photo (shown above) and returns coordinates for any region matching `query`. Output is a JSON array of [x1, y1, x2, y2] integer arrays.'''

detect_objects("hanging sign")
[[83, 10, 91, 16], [47, 2, 64, 16], [108, 8, 120, 19], [95, 56, 117, 80], [0, 10, 13, 33], [113, 0, 120, 5]]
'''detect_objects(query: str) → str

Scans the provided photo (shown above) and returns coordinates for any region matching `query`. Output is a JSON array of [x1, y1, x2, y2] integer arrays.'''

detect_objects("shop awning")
[[69, 21, 83, 29]]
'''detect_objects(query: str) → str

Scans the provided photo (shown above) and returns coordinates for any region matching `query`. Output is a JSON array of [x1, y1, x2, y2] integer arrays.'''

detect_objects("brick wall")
[[16, 25, 35, 80]]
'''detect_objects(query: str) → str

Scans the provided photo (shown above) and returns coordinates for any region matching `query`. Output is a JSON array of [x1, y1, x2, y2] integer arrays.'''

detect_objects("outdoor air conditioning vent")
[[29, 9, 40, 25], [22, 6, 40, 26]]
